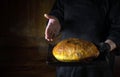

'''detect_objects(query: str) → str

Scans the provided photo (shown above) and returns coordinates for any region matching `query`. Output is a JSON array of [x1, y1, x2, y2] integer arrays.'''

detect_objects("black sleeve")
[[49, 0, 64, 27], [107, 0, 120, 48]]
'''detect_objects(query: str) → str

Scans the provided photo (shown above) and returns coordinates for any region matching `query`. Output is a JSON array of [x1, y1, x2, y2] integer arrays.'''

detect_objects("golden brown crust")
[[52, 38, 100, 62]]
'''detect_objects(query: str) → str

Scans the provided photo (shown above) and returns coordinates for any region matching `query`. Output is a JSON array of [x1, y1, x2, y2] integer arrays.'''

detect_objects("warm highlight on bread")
[[52, 38, 99, 62]]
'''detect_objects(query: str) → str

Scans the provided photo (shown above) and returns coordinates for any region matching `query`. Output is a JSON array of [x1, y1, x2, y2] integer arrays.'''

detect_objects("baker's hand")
[[44, 14, 61, 41], [97, 42, 111, 58]]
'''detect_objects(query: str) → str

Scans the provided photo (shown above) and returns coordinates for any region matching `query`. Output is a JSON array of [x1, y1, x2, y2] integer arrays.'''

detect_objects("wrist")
[[105, 39, 117, 51]]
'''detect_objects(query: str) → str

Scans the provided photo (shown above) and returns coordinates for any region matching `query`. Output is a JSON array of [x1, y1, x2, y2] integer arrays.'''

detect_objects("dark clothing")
[[49, 0, 120, 77], [56, 64, 113, 77]]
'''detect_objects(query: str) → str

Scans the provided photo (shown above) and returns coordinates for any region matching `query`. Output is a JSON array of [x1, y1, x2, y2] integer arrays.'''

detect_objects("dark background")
[[1, 0, 120, 77]]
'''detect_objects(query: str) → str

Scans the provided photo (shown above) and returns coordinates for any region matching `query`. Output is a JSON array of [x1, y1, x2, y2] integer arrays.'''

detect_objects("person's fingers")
[[45, 28, 51, 40], [45, 26, 55, 41], [46, 31, 57, 41], [44, 14, 55, 20], [46, 28, 60, 41], [45, 30, 59, 41]]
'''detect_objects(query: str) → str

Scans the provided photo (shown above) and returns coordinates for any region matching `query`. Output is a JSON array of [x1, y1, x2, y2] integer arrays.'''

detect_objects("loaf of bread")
[[52, 38, 100, 62]]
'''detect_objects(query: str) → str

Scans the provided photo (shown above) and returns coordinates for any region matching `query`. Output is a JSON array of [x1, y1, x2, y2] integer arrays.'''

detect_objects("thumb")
[[44, 14, 54, 20]]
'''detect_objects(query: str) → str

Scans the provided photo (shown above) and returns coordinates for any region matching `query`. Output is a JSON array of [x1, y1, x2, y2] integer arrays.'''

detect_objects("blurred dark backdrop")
[[0, 0, 120, 77]]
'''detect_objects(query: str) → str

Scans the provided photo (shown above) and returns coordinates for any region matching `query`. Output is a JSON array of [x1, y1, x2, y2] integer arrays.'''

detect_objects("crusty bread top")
[[52, 38, 99, 62]]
